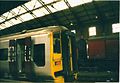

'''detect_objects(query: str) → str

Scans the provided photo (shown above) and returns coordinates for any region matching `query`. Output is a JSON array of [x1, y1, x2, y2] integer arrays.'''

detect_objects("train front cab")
[[30, 30, 78, 80], [26, 30, 78, 80]]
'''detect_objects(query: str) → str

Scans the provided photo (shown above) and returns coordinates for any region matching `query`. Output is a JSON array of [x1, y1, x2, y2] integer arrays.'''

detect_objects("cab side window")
[[53, 32, 61, 53]]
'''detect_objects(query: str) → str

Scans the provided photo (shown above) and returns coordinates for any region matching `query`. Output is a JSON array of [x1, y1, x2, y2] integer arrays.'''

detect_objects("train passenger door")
[[53, 32, 63, 74], [61, 31, 78, 80], [16, 39, 25, 73], [61, 31, 71, 78], [9, 39, 25, 76], [69, 33, 78, 72], [16, 38, 32, 74]]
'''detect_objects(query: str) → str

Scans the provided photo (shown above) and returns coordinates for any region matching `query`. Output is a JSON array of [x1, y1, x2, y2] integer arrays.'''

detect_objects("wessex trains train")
[[0, 26, 78, 80]]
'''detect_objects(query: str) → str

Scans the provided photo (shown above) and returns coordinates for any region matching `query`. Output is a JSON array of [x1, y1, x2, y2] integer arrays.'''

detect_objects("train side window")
[[33, 44, 45, 66], [0, 48, 8, 60], [53, 33, 61, 53]]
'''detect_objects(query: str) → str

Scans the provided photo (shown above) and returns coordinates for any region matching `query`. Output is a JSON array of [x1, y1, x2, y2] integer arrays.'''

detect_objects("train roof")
[[0, 26, 68, 41], [27, 26, 68, 33], [88, 33, 119, 40]]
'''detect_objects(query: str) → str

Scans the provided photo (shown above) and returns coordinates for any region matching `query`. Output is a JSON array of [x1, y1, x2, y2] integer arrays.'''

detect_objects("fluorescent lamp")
[[2, 12, 9, 18]]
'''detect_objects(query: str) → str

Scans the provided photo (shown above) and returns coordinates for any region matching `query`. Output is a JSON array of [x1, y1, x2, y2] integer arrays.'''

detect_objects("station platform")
[[0, 71, 118, 83]]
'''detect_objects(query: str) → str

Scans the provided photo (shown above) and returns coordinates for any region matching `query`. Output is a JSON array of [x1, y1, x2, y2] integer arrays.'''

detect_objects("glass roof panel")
[[1, 11, 17, 20], [2, 12, 9, 18], [24, 0, 37, 10], [34, 0, 42, 9], [7, 12, 14, 19], [32, 8, 46, 17], [52, 1, 68, 11], [0, 17, 5, 23], [47, 5, 57, 13], [0, 0, 93, 31], [12, 7, 20, 14], [20, 13, 34, 21], [10, 18, 22, 25], [19, 6, 27, 15], [68, 0, 92, 7], [39, 8, 49, 15], [42, 0, 54, 4], [0, 24, 6, 29], [1, 23, 6, 27], [4, 21, 12, 28]]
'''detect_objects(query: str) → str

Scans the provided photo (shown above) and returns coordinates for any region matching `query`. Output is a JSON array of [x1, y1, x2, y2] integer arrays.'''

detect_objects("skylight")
[[67, 0, 92, 7], [48, 0, 68, 13], [20, 13, 34, 21], [112, 23, 120, 33], [0, 0, 93, 30], [89, 26, 96, 36], [18, 6, 27, 15], [10, 18, 22, 25], [0, 17, 5, 23], [2, 12, 9, 19], [4, 21, 12, 28], [42, 0, 55, 4], [0, 23, 6, 29], [38, 7, 49, 15], [25, 0, 41, 10], [34, 0, 42, 8], [7, 12, 14, 19], [33, 8, 46, 17], [12, 7, 20, 15]]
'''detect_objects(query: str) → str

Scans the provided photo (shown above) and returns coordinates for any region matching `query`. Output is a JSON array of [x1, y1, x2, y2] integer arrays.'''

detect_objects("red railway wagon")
[[88, 33, 119, 60], [87, 33, 119, 71]]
